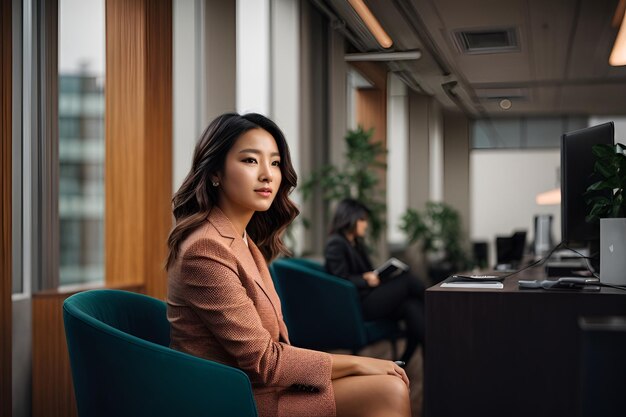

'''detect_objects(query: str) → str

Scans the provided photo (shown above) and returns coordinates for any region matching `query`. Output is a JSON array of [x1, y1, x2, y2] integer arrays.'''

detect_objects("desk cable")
[[499, 242, 564, 280], [561, 245, 626, 292], [503, 242, 626, 292]]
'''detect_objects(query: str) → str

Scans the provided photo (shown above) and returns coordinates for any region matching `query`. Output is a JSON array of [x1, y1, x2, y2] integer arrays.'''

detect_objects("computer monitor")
[[560, 122, 614, 248], [496, 230, 527, 268]]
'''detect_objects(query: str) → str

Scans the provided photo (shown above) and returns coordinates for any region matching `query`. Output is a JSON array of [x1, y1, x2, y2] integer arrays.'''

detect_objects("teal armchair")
[[269, 258, 399, 355], [63, 289, 258, 417]]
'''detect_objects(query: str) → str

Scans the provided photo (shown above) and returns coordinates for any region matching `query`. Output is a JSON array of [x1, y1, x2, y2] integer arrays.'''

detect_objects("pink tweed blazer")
[[167, 207, 336, 417]]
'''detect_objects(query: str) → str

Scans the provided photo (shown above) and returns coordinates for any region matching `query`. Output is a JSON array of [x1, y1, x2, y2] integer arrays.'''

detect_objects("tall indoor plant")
[[301, 126, 386, 240], [399, 202, 468, 282]]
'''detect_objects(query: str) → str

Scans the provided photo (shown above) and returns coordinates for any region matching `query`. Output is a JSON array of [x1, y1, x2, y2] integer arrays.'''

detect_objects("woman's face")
[[355, 217, 369, 238], [214, 128, 282, 217]]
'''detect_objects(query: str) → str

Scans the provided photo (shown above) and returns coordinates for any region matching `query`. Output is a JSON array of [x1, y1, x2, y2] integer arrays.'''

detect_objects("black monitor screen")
[[496, 231, 527, 267], [561, 122, 614, 244]]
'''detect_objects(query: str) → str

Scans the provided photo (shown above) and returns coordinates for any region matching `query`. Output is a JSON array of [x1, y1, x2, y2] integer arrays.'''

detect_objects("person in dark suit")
[[325, 199, 425, 365]]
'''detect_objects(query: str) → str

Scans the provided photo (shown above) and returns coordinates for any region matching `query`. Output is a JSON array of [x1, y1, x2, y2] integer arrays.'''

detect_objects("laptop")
[[600, 218, 626, 286]]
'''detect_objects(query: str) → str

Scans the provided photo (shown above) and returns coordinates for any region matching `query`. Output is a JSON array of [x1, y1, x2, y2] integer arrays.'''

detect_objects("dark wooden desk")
[[424, 270, 626, 417]]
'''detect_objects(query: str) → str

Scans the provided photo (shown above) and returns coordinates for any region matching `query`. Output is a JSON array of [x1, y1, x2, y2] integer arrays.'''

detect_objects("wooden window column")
[[1, 0, 13, 414], [105, 0, 172, 299]]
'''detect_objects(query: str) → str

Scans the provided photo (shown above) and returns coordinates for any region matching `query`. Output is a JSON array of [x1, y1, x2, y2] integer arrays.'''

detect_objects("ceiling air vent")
[[454, 27, 519, 54]]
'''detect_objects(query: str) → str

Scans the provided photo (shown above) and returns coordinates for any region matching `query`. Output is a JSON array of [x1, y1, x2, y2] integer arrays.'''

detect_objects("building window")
[[58, 0, 105, 286], [471, 116, 587, 149]]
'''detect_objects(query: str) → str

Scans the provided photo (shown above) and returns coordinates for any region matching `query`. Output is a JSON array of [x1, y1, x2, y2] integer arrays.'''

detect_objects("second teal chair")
[[63, 289, 258, 417], [269, 258, 399, 355]]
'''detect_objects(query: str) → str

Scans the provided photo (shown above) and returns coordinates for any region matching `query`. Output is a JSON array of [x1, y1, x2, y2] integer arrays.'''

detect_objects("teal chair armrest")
[[270, 259, 368, 351]]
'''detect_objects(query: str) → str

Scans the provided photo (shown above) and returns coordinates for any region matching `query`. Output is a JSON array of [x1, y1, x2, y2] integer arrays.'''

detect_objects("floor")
[[331, 339, 424, 417]]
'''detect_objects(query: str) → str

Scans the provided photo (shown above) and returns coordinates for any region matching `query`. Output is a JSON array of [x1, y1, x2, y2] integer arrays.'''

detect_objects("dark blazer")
[[168, 207, 335, 417], [324, 233, 374, 296]]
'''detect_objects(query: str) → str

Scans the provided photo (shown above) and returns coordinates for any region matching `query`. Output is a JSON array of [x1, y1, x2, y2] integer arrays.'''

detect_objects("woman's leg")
[[361, 275, 425, 364], [360, 275, 414, 320], [332, 375, 410, 417], [404, 272, 426, 300], [397, 300, 424, 364]]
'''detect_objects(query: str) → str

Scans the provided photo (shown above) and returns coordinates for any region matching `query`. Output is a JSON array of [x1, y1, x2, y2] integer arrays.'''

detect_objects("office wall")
[[429, 100, 444, 202], [204, 0, 236, 123], [237, 0, 270, 114], [298, 1, 332, 255], [387, 74, 408, 245], [443, 110, 470, 240], [12, 299, 31, 417], [172, 0, 237, 191], [173, 0, 201, 191], [470, 149, 561, 266], [328, 25, 348, 169], [270, 0, 304, 254], [407, 91, 431, 212]]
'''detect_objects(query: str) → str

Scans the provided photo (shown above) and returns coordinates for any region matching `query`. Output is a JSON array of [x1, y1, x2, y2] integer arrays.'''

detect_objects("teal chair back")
[[269, 258, 398, 354], [63, 289, 258, 417]]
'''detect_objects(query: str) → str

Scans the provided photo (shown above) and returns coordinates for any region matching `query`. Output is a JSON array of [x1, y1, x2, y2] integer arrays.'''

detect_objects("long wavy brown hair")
[[165, 113, 299, 269]]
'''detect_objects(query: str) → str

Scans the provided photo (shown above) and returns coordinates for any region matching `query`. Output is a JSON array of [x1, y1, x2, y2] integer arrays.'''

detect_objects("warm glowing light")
[[347, 0, 393, 49], [610, 2, 626, 66], [536, 188, 561, 205]]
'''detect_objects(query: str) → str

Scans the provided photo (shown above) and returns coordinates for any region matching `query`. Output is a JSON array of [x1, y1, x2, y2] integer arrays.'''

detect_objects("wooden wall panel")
[[32, 294, 78, 417], [356, 89, 387, 143], [105, 0, 172, 299], [350, 61, 388, 146], [144, 0, 173, 298], [32, 285, 143, 417], [1, 0, 12, 414], [351, 61, 388, 194]]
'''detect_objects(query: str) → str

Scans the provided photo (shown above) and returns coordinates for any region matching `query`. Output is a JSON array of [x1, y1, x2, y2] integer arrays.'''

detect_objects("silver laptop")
[[600, 218, 626, 286]]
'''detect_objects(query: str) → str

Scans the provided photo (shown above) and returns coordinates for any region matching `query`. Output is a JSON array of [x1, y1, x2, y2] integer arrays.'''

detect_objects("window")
[[58, 0, 105, 286], [471, 117, 588, 149]]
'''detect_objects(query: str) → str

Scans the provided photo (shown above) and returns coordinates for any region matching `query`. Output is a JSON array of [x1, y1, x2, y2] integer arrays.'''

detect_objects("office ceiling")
[[320, 0, 626, 117]]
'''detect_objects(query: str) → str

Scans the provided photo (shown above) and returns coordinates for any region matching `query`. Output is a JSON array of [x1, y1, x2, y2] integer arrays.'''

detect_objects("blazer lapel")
[[208, 208, 268, 291], [247, 240, 290, 343], [207, 207, 289, 343]]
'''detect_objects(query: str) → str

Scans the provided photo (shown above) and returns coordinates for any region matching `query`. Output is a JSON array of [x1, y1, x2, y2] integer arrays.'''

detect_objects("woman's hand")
[[353, 356, 410, 387], [363, 271, 380, 287], [331, 354, 410, 388]]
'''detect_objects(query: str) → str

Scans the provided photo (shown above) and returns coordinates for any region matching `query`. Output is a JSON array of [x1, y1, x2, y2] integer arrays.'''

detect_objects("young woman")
[[166, 113, 410, 417], [324, 198, 425, 366]]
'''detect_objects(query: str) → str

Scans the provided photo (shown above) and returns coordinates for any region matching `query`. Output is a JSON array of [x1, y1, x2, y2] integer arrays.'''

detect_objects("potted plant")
[[585, 142, 626, 283], [399, 202, 468, 283], [300, 126, 387, 240], [586, 142, 626, 221]]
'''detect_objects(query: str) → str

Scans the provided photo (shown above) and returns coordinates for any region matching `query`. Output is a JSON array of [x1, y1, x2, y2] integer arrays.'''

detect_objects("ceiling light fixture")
[[536, 188, 561, 205], [499, 98, 512, 110], [610, 0, 626, 66], [347, 0, 393, 49], [344, 50, 421, 61]]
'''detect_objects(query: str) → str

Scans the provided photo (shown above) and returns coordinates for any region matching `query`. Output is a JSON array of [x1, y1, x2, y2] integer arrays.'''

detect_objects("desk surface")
[[424, 268, 626, 417], [429, 269, 625, 294]]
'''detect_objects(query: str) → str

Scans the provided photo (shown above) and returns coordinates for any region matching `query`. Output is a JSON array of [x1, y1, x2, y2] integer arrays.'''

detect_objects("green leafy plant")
[[586, 143, 626, 221], [300, 126, 386, 239], [399, 202, 468, 270]]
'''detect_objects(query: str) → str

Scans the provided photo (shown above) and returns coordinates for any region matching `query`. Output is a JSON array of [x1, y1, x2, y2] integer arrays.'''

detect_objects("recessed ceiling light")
[[499, 99, 512, 110]]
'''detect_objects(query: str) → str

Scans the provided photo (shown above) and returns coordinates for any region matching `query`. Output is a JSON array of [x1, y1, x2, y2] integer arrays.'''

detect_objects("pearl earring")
[[212, 181, 219, 187]]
